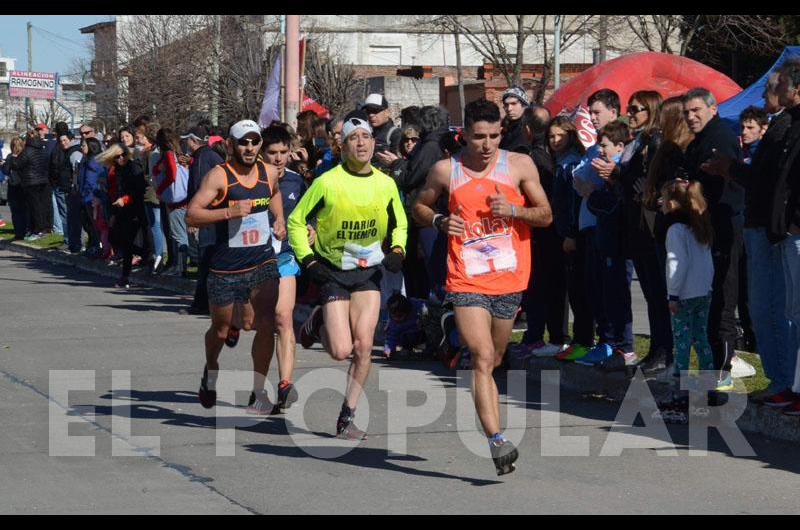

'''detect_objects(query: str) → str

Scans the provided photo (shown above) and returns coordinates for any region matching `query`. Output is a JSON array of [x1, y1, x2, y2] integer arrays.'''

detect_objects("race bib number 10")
[[229, 210, 271, 249]]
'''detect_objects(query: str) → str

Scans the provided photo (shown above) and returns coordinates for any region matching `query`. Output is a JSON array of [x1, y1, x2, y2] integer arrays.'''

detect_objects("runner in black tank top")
[[185, 120, 287, 414]]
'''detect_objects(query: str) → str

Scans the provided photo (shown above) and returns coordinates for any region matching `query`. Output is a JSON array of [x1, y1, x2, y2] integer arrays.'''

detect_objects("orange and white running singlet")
[[445, 150, 531, 295]]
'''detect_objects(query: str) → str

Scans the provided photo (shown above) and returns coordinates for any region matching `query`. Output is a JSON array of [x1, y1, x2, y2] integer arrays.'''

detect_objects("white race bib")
[[341, 241, 384, 271], [462, 234, 517, 277], [228, 210, 271, 249]]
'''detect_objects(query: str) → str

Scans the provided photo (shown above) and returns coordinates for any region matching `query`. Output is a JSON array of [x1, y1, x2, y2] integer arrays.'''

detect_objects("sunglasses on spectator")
[[80, 129, 93, 136], [237, 137, 262, 147], [404, 136, 420, 142], [626, 105, 647, 114]]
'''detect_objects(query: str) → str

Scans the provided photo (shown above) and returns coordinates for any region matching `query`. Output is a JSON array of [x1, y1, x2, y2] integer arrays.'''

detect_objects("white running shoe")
[[731, 356, 756, 379], [529, 341, 563, 357]]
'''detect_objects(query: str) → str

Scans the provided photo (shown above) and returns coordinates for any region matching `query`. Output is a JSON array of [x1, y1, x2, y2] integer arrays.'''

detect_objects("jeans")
[[523, 226, 569, 345], [53, 189, 67, 236], [744, 228, 796, 392], [25, 184, 52, 235], [418, 226, 447, 301], [66, 190, 83, 252], [672, 295, 715, 373], [167, 206, 188, 253], [566, 232, 594, 346], [145, 203, 164, 258], [708, 219, 743, 374], [780, 234, 800, 394]]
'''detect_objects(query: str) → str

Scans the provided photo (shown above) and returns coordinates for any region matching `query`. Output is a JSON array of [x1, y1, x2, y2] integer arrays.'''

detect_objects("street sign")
[[8, 71, 56, 99]]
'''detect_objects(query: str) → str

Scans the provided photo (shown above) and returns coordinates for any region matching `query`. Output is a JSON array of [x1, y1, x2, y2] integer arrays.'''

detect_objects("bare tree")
[[303, 40, 364, 119]]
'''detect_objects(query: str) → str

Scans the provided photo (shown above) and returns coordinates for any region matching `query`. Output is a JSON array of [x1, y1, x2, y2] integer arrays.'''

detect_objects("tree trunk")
[[513, 15, 526, 86]]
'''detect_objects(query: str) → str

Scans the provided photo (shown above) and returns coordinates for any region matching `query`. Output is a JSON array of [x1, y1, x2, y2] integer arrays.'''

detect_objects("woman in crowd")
[[5, 137, 28, 240], [76, 137, 105, 257], [135, 123, 165, 273], [96, 143, 148, 288], [153, 128, 190, 277]]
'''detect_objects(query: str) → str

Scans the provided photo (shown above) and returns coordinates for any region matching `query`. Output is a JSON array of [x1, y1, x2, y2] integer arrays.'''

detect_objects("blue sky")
[[0, 15, 111, 77]]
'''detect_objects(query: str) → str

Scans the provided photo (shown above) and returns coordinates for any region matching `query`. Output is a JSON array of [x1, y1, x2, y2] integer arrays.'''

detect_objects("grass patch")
[[0, 222, 14, 240]]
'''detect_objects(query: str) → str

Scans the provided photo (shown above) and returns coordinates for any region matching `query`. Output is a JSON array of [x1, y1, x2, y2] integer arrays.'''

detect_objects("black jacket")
[[112, 159, 148, 222], [12, 138, 50, 187], [188, 145, 224, 200], [499, 119, 529, 152], [50, 140, 82, 191], [371, 120, 401, 172], [729, 109, 792, 231], [618, 130, 661, 256], [684, 115, 743, 250], [390, 127, 447, 213], [771, 105, 800, 242], [4, 153, 22, 187]]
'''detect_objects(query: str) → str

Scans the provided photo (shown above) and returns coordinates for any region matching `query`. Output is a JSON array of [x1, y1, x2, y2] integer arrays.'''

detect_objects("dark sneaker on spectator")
[[277, 380, 298, 410], [299, 306, 322, 348], [639, 348, 669, 375], [115, 277, 130, 289], [599, 349, 632, 372], [782, 399, 800, 416], [198, 366, 216, 409], [763, 389, 797, 409], [224, 327, 240, 348]]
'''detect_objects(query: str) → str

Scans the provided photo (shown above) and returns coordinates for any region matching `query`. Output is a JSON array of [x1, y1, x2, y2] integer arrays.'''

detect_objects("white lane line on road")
[[0, 368, 261, 515]]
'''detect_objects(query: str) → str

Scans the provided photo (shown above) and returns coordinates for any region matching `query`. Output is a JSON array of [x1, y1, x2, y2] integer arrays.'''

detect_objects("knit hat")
[[502, 86, 530, 107]]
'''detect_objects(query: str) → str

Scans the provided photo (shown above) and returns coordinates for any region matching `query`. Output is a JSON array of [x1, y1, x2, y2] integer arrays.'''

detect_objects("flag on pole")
[[258, 53, 282, 128]]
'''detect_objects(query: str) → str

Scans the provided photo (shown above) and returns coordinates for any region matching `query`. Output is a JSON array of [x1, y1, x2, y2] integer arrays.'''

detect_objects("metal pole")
[[81, 69, 86, 124], [211, 15, 221, 126], [454, 29, 465, 126], [554, 15, 562, 90], [285, 15, 300, 130], [26, 21, 32, 124]]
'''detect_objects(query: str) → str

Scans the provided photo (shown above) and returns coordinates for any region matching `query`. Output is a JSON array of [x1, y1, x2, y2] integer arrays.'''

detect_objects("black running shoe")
[[246, 389, 274, 415], [639, 349, 668, 375], [490, 438, 519, 476], [277, 381, 298, 410], [198, 366, 216, 409], [336, 407, 367, 441], [225, 327, 240, 348]]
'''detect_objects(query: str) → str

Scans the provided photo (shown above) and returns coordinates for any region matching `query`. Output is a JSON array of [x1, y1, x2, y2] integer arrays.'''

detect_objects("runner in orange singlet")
[[413, 98, 552, 475]]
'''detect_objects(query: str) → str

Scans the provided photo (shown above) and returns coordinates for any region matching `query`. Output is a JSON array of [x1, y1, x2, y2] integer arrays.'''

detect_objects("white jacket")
[[665, 223, 714, 301]]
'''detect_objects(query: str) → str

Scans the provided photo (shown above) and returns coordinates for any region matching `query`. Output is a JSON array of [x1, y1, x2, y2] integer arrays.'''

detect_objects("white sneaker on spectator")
[[529, 341, 563, 357], [730, 356, 756, 379]]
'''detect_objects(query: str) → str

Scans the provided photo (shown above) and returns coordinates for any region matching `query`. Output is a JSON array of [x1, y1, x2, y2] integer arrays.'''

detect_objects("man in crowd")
[[682, 87, 743, 391], [499, 86, 531, 152], [362, 93, 402, 172], [50, 129, 83, 253], [413, 98, 552, 475]]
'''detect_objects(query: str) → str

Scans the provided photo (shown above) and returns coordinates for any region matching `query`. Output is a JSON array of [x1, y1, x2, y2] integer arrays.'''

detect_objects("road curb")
[[0, 238, 196, 295], [509, 353, 800, 445]]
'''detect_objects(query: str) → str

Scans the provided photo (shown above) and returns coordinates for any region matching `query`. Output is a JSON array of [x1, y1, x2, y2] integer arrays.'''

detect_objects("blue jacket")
[[77, 156, 107, 205], [552, 149, 583, 239], [573, 146, 623, 231]]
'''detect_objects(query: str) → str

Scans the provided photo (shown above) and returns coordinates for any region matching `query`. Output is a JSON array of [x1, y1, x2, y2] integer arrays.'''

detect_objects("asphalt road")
[[1, 248, 799, 514]]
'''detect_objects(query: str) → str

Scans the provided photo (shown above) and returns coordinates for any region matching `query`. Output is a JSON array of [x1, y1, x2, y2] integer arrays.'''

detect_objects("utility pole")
[[81, 69, 87, 125], [280, 15, 286, 123], [26, 21, 33, 124], [598, 15, 608, 63], [554, 15, 562, 90], [285, 15, 300, 130], [210, 15, 221, 126], [453, 28, 465, 126]]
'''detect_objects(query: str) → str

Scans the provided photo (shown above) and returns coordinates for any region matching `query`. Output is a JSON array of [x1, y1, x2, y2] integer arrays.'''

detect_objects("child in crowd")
[[661, 179, 716, 382], [739, 106, 769, 165], [383, 293, 426, 360], [574, 120, 635, 366]]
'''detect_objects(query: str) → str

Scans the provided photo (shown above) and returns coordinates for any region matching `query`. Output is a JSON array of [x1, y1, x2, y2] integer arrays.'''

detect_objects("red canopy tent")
[[544, 52, 742, 116]]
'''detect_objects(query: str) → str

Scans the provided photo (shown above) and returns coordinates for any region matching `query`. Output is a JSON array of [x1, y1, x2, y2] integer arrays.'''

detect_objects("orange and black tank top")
[[445, 149, 531, 295], [210, 161, 276, 274]]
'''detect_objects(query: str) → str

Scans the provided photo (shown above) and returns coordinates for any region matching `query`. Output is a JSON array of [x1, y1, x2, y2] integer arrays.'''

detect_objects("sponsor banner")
[[9, 71, 56, 99]]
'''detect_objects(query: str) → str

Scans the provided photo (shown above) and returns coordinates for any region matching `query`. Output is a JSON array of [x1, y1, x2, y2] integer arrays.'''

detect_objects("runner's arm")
[[411, 159, 449, 227], [511, 153, 553, 228], [267, 166, 286, 240], [185, 166, 230, 228], [287, 177, 325, 263], [387, 180, 408, 253]]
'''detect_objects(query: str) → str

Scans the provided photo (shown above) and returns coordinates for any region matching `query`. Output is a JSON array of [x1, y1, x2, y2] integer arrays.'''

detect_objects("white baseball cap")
[[341, 117, 373, 140], [228, 120, 261, 140]]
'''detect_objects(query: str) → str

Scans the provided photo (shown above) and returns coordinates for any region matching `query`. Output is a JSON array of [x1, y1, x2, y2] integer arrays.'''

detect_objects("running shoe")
[[715, 373, 734, 392], [638, 348, 669, 375], [574, 343, 612, 366], [599, 349, 637, 372], [489, 437, 519, 476], [457, 347, 472, 370], [246, 389, 273, 415], [556, 344, 590, 361], [24, 233, 41, 242], [763, 390, 797, 409], [336, 408, 367, 441], [225, 327, 240, 348], [299, 306, 322, 349], [782, 399, 800, 417], [528, 341, 563, 357], [730, 356, 756, 379], [198, 366, 216, 409], [277, 380, 298, 410]]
